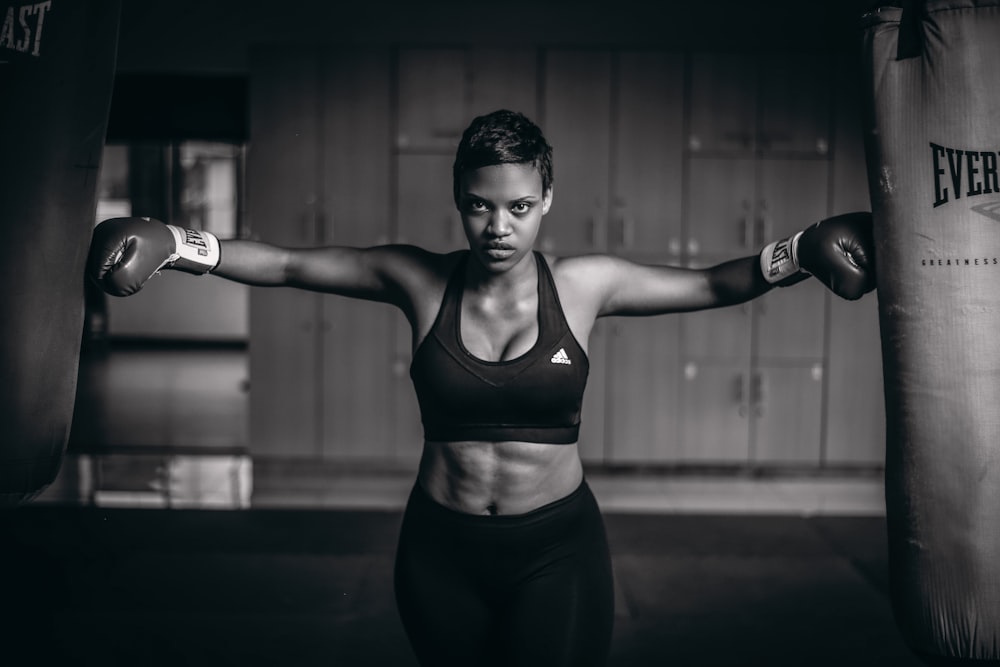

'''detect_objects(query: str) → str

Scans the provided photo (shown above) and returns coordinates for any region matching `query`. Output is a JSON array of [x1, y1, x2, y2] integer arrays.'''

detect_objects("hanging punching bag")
[[861, 1, 1000, 663], [0, 0, 120, 505]]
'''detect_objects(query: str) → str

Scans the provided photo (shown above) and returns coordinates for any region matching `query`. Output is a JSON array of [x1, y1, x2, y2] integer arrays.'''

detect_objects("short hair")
[[452, 109, 554, 206]]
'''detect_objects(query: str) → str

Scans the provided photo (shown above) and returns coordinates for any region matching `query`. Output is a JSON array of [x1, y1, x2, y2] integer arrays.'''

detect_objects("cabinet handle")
[[315, 210, 327, 245], [751, 371, 765, 417], [298, 209, 312, 243], [735, 373, 748, 418], [668, 237, 681, 257], [617, 214, 635, 249], [741, 200, 752, 249], [756, 199, 769, 246], [303, 195, 319, 243]]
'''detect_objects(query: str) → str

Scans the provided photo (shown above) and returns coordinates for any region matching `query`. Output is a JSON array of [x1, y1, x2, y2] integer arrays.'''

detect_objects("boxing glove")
[[88, 217, 221, 297], [759, 211, 876, 300]]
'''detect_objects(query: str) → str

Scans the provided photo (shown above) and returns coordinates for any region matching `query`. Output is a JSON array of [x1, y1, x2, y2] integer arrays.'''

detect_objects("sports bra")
[[409, 251, 589, 444]]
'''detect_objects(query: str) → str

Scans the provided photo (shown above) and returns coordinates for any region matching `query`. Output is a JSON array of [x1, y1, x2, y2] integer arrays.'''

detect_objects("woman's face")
[[457, 163, 552, 272]]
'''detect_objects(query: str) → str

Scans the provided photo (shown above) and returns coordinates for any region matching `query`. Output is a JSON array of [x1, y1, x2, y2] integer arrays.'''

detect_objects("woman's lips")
[[485, 241, 515, 260]]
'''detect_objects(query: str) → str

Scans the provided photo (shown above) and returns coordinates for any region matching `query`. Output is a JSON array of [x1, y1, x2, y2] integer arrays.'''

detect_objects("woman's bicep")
[[590, 256, 716, 317], [286, 244, 428, 304], [215, 240, 402, 297], [285, 246, 378, 293]]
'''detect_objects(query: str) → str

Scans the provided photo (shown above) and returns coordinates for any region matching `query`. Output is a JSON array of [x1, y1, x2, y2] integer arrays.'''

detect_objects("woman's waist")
[[416, 439, 583, 516]]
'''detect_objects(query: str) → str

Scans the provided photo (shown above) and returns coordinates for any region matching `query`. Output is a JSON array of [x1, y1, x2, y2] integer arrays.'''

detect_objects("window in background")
[[95, 144, 131, 222], [91, 140, 249, 341], [176, 141, 243, 239], [95, 140, 245, 240]]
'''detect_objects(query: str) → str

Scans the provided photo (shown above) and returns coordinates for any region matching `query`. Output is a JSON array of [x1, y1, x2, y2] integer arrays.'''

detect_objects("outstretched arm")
[[87, 217, 430, 307], [571, 212, 876, 318], [212, 240, 395, 299], [573, 253, 775, 319]]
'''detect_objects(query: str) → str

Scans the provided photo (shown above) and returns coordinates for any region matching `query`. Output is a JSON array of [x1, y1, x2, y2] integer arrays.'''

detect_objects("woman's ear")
[[542, 187, 553, 215]]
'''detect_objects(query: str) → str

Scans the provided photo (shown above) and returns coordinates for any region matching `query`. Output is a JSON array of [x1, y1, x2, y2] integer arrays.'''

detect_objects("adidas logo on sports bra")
[[550, 348, 572, 365]]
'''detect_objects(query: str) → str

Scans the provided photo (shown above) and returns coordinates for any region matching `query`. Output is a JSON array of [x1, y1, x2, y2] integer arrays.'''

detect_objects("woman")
[[88, 109, 875, 666]]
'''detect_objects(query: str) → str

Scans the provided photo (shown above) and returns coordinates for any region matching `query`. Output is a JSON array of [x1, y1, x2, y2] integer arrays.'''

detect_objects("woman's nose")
[[488, 211, 512, 236]]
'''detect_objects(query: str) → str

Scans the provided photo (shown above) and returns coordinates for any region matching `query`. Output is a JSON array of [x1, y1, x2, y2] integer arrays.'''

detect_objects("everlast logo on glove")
[[760, 229, 806, 286], [182, 228, 211, 257], [164, 224, 221, 274], [765, 237, 793, 279]]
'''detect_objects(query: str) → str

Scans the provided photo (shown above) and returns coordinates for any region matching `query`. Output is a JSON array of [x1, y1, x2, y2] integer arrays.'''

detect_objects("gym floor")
[[6, 344, 923, 666]]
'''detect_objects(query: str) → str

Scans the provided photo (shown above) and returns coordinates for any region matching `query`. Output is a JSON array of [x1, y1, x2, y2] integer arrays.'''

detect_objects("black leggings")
[[393, 480, 615, 667]]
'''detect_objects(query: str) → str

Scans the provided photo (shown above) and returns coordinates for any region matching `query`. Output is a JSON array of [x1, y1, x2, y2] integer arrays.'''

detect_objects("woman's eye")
[[512, 202, 530, 214], [468, 201, 488, 213]]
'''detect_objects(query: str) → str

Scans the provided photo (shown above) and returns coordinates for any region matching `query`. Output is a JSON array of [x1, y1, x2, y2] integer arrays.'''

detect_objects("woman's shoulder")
[[544, 252, 623, 283], [374, 245, 464, 288], [542, 252, 621, 314]]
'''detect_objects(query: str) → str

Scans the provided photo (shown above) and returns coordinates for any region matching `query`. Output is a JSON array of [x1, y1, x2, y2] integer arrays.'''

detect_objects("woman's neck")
[[464, 250, 537, 295]]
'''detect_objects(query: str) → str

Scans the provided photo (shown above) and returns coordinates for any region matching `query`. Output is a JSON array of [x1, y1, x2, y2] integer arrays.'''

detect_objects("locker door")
[[751, 365, 824, 464], [751, 158, 828, 465], [757, 53, 832, 157], [468, 48, 539, 120], [686, 157, 757, 259], [825, 292, 884, 465], [397, 154, 462, 254], [605, 316, 681, 463], [541, 49, 612, 254], [688, 52, 757, 156], [248, 48, 323, 458], [321, 48, 397, 462], [683, 157, 755, 369], [678, 361, 752, 463], [612, 51, 684, 260], [754, 159, 829, 362], [396, 48, 467, 152]]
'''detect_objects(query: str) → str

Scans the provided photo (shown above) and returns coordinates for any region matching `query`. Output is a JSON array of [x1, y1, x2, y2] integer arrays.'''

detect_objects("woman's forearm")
[[212, 239, 293, 286], [704, 255, 782, 308]]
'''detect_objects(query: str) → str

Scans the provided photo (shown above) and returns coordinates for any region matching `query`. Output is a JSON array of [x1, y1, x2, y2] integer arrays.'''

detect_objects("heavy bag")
[[861, 1, 1000, 663], [0, 0, 120, 505]]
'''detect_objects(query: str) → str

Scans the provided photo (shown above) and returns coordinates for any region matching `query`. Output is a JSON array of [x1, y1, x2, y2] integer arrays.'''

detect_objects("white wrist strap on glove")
[[760, 230, 805, 284], [164, 224, 221, 274]]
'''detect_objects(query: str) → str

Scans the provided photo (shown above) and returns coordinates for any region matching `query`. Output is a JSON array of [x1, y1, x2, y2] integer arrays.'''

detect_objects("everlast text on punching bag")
[[0, 1, 120, 505], [861, 1, 1000, 664]]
